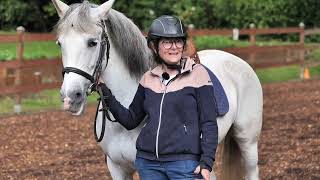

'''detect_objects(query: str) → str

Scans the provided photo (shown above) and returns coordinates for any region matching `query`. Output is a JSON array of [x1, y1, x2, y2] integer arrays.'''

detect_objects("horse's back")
[[197, 49, 263, 143], [198, 49, 262, 97]]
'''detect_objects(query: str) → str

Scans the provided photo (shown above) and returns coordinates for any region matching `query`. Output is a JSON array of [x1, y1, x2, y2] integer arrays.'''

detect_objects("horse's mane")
[[55, 1, 154, 80]]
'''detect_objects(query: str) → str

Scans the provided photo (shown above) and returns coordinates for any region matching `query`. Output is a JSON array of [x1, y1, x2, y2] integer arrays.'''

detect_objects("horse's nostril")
[[75, 92, 82, 98]]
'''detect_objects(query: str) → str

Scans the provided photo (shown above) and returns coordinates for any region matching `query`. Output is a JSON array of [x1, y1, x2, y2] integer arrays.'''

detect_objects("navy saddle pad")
[[203, 65, 229, 116]]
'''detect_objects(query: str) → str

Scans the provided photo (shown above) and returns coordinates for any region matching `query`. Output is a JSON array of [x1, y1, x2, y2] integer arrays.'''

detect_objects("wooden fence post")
[[299, 22, 305, 45], [248, 23, 256, 67], [232, 28, 239, 40], [249, 23, 256, 46], [17, 26, 25, 63], [298, 22, 307, 80], [14, 26, 25, 114]]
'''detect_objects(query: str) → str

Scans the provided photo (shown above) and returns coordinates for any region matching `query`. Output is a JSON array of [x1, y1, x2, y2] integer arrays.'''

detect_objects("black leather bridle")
[[62, 20, 113, 142]]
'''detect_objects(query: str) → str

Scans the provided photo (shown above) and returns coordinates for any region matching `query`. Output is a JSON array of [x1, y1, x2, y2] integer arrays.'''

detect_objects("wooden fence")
[[0, 27, 62, 112], [188, 24, 306, 69], [0, 25, 318, 112]]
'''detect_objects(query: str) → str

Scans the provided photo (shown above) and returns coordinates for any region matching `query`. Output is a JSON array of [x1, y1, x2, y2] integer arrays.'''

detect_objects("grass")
[[193, 35, 296, 50], [309, 65, 320, 77], [0, 89, 99, 115], [256, 64, 320, 83], [0, 41, 60, 61], [0, 31, 16, 35], [306, 47, 320, 61], [256, 65, 301, 83], [194, 36, 249, 50]]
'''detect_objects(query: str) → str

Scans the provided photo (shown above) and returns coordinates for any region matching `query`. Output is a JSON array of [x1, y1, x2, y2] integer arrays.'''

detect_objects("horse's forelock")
[[55, 1, 99, 35]]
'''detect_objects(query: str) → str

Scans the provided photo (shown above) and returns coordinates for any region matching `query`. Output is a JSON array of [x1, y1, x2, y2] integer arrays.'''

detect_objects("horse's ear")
[[52, 0, 69, 18], [92, 0, 115, 19]]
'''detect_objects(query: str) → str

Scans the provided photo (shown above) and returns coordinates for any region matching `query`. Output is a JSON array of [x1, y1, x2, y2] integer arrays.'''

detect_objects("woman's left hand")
[[194, 165, 210, 180]]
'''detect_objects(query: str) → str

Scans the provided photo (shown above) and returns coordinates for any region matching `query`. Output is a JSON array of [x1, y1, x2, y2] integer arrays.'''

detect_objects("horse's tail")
[[220, 127, 245, 180]]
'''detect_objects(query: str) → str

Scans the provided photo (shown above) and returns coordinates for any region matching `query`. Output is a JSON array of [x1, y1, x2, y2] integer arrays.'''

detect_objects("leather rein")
[[61, 20, 113, 143]]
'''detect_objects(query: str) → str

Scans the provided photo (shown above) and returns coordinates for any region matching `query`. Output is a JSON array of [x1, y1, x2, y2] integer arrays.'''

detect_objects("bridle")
[[61, 20, 113, 142]]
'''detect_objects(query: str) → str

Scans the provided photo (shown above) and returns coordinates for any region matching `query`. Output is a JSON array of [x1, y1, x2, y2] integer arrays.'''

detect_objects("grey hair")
[[55, 1, 155, 80], [105, 9, 155, 79]]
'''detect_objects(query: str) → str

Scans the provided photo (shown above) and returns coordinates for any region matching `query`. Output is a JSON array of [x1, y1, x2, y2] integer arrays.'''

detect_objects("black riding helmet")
[[148, 15, 187, 42], [147, 15, 188, 66]]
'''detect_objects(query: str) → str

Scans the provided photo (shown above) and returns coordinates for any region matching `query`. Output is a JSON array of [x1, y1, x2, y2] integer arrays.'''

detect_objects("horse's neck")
[[99, 46, 139, 142], [102, 47, 139, 108]]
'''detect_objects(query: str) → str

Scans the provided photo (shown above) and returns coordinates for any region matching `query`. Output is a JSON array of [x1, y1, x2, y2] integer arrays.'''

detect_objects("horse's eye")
[[88, 39, 98, 47], [56, 40, 61, 47]]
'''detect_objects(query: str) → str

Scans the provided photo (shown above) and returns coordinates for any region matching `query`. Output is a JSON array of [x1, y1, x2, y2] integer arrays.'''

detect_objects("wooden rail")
[[0, 25, 319, 112], [0, 59, 62, 95], [0, 27, 61, 112], [305, 28, 320, 36], [0, 82, 61, 95]]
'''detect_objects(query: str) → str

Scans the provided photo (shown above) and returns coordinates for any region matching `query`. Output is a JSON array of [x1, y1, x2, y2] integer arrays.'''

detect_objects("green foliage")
[[113, 0, 156, 30], [0, 0, 319, 32], [306, 35, 320, 43], [0, 0, 54, 32]]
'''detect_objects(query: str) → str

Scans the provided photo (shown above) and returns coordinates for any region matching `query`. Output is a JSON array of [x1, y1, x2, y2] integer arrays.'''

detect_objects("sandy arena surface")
[[0, 80, 319, 179]]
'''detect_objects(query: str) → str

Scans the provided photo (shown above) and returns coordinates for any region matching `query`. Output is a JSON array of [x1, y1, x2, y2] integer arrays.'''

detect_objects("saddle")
[[184, 39, 229, 116]]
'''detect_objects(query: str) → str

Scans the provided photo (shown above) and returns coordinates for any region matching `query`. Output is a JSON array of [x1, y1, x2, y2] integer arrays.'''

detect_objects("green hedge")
[[1, 0, 320, 32]]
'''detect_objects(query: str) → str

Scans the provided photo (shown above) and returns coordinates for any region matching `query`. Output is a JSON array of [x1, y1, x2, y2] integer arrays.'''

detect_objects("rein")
[[62, 20, 113, 143]]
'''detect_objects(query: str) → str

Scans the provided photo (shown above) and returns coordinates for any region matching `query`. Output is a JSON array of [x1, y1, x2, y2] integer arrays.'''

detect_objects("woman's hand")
[[194, 165, 210, 180]]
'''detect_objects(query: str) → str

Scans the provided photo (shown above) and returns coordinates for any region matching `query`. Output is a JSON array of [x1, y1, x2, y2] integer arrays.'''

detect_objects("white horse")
[[52, 0, 263, 179]]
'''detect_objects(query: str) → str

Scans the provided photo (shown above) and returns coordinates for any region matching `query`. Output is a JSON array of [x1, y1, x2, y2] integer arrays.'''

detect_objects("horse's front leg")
[[106, 155, 134, 180]]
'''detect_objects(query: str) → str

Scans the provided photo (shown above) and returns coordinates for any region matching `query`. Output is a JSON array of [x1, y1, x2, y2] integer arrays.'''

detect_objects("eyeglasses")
[[160, 39, 185, 49]]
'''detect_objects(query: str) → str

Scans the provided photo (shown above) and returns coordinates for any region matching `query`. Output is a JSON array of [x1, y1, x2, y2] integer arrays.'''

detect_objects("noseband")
[[61, 20, 113, 143]]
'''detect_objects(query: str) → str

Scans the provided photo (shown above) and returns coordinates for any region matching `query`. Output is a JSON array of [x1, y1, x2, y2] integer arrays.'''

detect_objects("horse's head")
[[52, 0, 115, 115]]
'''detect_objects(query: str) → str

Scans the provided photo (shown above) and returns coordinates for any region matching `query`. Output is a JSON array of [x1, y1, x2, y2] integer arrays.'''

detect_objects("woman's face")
[[158, 38, 184, 65]]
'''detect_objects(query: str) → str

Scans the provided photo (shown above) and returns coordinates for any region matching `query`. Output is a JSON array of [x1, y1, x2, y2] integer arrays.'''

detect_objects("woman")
[[99, 15, 218, 180]]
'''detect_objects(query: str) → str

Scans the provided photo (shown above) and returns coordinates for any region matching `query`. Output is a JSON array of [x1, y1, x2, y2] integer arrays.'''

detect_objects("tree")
[[0, 0, 319, 32]]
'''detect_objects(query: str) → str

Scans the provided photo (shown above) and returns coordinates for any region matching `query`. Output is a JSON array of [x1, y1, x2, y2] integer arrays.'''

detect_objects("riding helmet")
[[147, 15, 187, 43]]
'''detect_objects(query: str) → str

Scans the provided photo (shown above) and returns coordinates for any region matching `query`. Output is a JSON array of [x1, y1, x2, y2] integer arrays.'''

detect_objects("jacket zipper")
[[184, 124, 188, 134], [156, 86, 167, 159], [155, 72, 185, 159]]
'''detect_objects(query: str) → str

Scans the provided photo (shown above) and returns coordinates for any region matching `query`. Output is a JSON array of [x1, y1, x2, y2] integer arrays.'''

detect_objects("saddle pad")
[[203, 65, 229, 116]]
